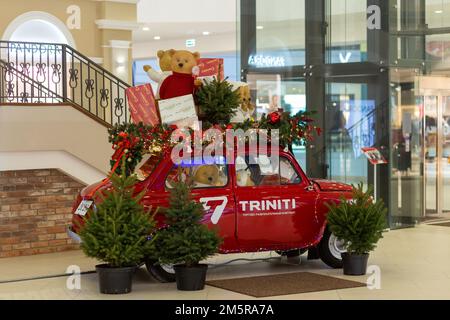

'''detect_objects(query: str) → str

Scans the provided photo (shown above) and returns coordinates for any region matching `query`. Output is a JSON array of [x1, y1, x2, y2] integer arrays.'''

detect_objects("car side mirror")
[[305, 184, 315, 192]]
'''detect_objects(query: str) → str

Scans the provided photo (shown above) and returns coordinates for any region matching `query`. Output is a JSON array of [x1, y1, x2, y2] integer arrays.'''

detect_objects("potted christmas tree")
[[153, 179, 221, 291], [79, 160, 155, 294], [326, 184, 387, 276]]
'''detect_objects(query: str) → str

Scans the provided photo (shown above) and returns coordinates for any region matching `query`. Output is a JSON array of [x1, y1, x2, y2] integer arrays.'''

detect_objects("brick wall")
[[0, 169, 86, 258]]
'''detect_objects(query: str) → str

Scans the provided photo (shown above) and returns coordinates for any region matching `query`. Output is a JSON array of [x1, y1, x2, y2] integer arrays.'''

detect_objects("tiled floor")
[[0, 224, 449, 300]]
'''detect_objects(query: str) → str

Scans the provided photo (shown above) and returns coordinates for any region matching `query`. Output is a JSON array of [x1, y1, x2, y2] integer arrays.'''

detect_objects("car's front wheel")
[[318, 228, 345, 268], [145, 259, 176, 283]]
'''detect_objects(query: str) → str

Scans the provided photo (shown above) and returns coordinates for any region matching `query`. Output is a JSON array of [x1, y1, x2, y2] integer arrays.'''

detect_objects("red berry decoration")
[[268, 112, 281, 124]]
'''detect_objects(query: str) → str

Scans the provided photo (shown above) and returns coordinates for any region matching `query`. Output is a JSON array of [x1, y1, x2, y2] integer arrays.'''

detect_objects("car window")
[[165, 162, 228, 189], [235, 155, 301, 187], [280, 157, 301, 184]]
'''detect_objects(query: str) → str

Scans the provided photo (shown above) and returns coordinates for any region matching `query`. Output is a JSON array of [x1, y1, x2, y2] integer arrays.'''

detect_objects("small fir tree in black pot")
[[79, 160, 155, 294], [153, 179, 221, 291], [326, 184, 387, 275]]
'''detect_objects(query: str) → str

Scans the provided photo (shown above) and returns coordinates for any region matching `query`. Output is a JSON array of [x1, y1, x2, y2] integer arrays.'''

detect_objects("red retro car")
[[68, 146, 353, 282]]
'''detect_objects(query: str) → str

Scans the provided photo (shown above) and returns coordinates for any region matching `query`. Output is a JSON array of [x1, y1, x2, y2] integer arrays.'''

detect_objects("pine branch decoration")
[[196, 77, 240, 125]]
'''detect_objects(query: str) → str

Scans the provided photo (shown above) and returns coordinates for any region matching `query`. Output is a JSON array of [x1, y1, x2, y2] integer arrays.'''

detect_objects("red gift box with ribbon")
[[197, 58, 224, 80], [126, 83, 160, 125]]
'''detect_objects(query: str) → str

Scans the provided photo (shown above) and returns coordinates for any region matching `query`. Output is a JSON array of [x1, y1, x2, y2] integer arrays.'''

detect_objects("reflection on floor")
[[421, 212, 450, 223], [0, 224, 450, 300]]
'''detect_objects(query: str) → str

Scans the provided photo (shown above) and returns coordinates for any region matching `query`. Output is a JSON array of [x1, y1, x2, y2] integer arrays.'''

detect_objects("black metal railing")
[[0, 59, 64, 104], [0, 40, 130, 126]]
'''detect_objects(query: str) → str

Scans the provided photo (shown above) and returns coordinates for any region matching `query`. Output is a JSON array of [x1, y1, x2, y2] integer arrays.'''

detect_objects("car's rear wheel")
[[275, 248, 308, 258], [145, 259, 176, 283], [318, 228, 345, 268]]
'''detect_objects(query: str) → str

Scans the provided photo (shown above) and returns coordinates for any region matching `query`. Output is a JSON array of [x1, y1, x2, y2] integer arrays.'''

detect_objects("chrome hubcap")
[[328, 233, 347, 260], [160, 264, 175, 274]]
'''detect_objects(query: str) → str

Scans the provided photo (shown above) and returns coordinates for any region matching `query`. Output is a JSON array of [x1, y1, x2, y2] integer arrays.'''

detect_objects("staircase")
[[0, 42, 133, 258], [0, 40, 131, 127]]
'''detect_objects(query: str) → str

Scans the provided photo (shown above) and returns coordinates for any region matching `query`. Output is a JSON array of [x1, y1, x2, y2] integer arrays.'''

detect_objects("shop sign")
[[248, 55, 286, 68]]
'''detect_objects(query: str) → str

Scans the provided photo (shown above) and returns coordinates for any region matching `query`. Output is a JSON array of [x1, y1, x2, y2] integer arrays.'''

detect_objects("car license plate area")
[[75, 200, 93, 216]]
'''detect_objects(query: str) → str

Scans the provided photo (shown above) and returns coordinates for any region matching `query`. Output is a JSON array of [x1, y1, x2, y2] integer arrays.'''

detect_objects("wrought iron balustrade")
[[0, 40, 130, 126], [0, 59, 64, 104]]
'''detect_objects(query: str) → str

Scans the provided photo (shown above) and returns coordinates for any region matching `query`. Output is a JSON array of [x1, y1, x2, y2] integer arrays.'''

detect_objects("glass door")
[[325, 81, 373, 188], [424, 95, 439, 215], [389, 69, 424, 228], [417, 76, 450, 220], [423, 95, 450, 219], [443, 97, 450, 215], [325, 72, 388, 190]]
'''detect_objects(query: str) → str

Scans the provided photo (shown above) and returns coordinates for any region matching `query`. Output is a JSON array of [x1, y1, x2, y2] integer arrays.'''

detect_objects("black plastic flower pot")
[[173, 264, 208, 291], [342, 253, 369, 276], [95, 264, 136, 294]]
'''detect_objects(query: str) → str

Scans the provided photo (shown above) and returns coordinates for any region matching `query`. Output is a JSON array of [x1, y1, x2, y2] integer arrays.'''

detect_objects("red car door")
[[143, 159, 238, 252], [234, 152, 318, 250], [278, 153, 321, 247]]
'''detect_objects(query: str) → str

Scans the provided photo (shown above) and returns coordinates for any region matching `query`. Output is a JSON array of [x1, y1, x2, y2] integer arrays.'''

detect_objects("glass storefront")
[[255, 0, 306, 67], [325, 82, 371, 187], [239, 0, 450, 228], [326, 0, 368, 63], [389, 68, 424, 226]]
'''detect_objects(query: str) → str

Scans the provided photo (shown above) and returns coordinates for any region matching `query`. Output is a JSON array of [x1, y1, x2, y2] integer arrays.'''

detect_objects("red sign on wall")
[[197, 58, 224, 80], [126, 84, 159, 125]]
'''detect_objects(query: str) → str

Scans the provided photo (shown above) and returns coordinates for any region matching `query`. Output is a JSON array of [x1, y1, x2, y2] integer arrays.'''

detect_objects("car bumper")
[[66, 226, 82, 243]]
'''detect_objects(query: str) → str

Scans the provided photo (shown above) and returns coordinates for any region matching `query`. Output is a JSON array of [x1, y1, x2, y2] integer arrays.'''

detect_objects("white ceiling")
[[133, 21, 236, 43], [133, 0, 450, 44], [134, 0, 237, 43]]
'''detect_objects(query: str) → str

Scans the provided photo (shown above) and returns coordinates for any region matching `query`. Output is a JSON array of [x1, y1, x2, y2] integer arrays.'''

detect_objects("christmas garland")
[[107, 111, 320, 174], [259, 110, 322, 146], [108, 122, 177, 175]]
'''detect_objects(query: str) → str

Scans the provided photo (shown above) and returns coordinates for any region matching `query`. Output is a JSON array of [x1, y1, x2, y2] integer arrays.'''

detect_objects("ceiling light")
[[142, 27, 150, 31], [256, 25, 264, 30], [153, 36, 161, 40], [202, 31, 210, 36], [435, 10, 443, 14]]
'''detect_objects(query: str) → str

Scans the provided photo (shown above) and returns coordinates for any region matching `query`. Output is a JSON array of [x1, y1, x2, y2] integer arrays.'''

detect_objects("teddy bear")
[[231, 83, 256, 123], [143, 50, 173, 99], [236, 169, 255, 187], [192, 165, 224, 188], [238, 85, 255, 116], [158, 49, 202, 100]]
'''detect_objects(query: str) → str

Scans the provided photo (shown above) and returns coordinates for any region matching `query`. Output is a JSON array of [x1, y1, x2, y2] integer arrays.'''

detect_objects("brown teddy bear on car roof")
[[158, 49, 202, 100]]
